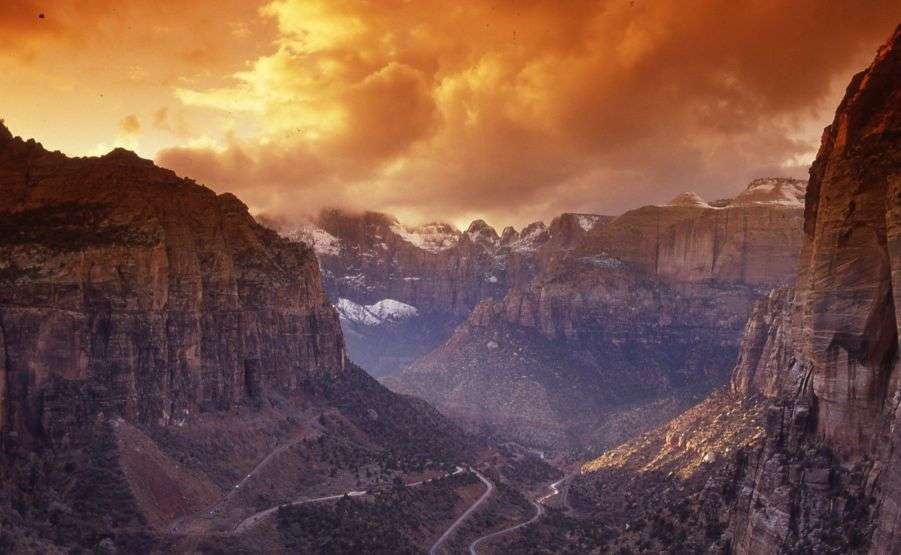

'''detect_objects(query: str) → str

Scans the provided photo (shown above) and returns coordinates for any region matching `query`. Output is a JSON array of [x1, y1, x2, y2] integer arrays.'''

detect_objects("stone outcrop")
[[730, 25, 901, 554], [0, 132, 350, 446], [580, 179, 806, 288], [729, 287, 803, 399]]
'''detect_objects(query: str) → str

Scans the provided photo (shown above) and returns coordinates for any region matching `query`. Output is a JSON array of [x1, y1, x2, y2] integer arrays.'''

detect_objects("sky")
[[1, 1, 899, 229]]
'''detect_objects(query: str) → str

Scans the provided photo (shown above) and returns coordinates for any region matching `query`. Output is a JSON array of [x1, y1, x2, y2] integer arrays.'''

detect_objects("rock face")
[[0, 122, 471, 552], [580, 180, 806, 288], [0, 135, 348, 446], [730, 25, 901, 554], [0, 124, 466, 453], [729, 287, 802, 399], [387, 180, 806, 451], [262, 209, 610, 375], [566, 26, 900, 555]]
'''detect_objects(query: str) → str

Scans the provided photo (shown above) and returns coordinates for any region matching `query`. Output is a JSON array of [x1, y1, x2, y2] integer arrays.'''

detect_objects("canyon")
[[385, 178, 806, 453], [0, 123, 475, 553], [521, 23, 900, 555], [0, 19, 897, 555], [260, 209, 611, 375]]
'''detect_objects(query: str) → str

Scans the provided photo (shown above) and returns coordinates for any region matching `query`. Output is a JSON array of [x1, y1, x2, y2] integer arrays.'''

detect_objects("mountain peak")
[[465, 219, 499, 244], [0, 119, 12, 143], [500, 226, 519, 245], [466, 219, 493, 233], [731, 177, 806, 208], [666, 191, 710, 208]]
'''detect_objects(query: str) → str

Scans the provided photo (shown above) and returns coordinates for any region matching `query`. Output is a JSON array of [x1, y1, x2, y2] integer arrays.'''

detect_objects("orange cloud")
[[119, 114, 141, 136], [2, 1, 899, 227], [157, 1, 901, 226]]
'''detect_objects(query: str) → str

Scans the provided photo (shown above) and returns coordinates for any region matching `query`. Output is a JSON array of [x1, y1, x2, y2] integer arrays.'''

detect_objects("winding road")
[[234, 466, 467, 534], [467, 476, 566, 554], [169, 425, 320, 534], [429, 470, 494, 555]]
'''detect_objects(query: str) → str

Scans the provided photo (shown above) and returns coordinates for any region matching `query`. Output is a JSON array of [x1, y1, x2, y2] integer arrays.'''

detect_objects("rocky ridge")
[[261, 209, 612, 375], [387, 177, 807, 452]]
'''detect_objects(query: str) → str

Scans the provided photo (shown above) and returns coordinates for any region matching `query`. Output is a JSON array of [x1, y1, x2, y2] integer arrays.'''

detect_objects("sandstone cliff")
[[0, 123, 470, 552], [566, 25, 901, 555], [0, 130, 348, 447], [731, 24, 901, 554], [387, 179, 805, 452], [580, 179, 806, 288]]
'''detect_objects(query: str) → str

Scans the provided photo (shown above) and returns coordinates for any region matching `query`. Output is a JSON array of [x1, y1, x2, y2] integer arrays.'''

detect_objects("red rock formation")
[[387, 178, 805, 450], [729, 288, 802, 399], [730, 25, 901, 554], [0, 122, 472, 552], [581, 180, 806, 288]]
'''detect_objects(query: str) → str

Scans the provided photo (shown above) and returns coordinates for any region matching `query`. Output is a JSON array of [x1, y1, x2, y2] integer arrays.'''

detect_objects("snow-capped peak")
[[508, 221, 548, 252], [730, 178, 807, 208], [466, 219, 500, 245], [575, 214, 603, 231], [335, 298, 419, 326], [390, 222, 460, 253], [257, 215, 342, 256]]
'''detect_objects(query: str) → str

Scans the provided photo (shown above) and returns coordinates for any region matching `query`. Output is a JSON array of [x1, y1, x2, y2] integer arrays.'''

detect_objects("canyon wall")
[[727, 26, 901, 553], [579, 179, 806, 288], [388, 184, 806, 451], [0, 126, 347, 447]]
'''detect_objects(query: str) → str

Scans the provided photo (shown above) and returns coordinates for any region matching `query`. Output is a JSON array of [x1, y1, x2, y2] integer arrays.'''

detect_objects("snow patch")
[[368, 299, 419, 321], [576, 214, 602, 231], [275, 222, 342, 256], [390, 223, 460, 253], [335, 298, 419, 327], [508, 222, 548, 252], [730, 178, 806, 208], [579, 253, 623, 269]]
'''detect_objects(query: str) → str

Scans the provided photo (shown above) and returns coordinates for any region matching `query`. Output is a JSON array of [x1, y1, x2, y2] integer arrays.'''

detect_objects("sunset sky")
[[2, 1, 899, 228]]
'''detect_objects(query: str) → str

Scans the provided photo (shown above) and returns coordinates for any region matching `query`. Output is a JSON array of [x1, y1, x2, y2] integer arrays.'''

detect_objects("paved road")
[[429, 470, 494, 555], [170, 426, 316, 534], [234, 466, 466, 534], [467, 476, 565, 554], [233, 490, 367, 533]]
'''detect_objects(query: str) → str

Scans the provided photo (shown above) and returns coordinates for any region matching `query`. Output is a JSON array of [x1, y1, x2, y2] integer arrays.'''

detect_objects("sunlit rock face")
[[580, 181, 806, 288], [726, 26, 901, 554], [564, 32, 900, 551], [0, 126, 347, 447]]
